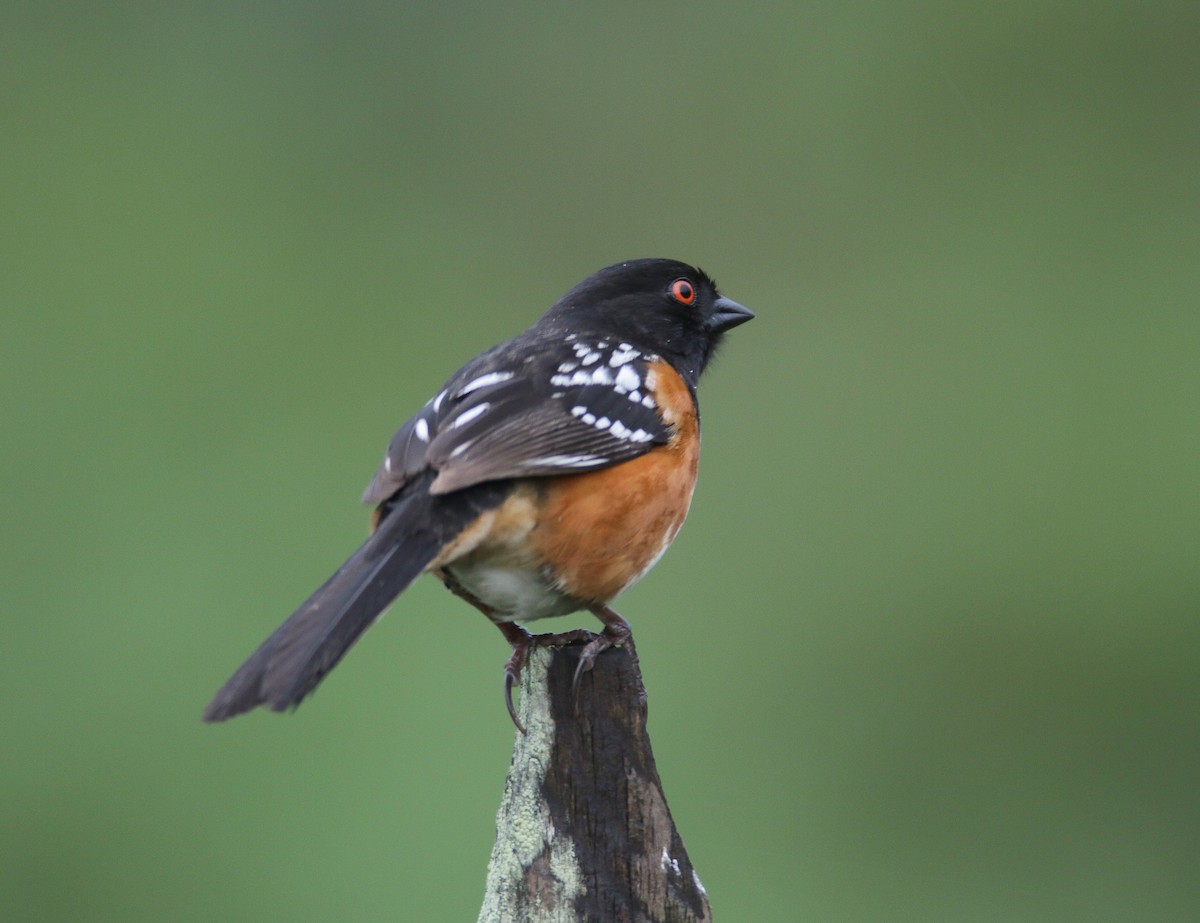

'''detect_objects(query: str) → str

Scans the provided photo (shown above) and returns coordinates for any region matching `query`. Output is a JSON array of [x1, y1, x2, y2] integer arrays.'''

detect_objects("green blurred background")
[[3, 3, 1197, 920]]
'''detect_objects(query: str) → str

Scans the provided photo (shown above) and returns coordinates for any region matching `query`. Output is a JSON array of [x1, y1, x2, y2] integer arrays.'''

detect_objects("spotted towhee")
[[202, 258, 753, 726]]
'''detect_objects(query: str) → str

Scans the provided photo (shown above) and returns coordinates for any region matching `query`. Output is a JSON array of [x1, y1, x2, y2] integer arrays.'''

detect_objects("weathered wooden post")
[[477, 640, 711, 923]]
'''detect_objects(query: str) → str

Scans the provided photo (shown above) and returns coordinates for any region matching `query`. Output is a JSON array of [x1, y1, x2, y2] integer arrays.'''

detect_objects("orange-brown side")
[[527, 359, 700, 603]]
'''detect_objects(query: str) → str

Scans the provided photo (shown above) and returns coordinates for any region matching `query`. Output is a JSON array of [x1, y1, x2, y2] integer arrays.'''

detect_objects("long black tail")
[[202, 472, 510, 722]]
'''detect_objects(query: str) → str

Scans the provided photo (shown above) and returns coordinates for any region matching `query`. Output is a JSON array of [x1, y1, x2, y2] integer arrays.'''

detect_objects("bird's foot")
[[496, 607, 633, 732], [496, 622, 535, 733], [573, 606, 633, 690]]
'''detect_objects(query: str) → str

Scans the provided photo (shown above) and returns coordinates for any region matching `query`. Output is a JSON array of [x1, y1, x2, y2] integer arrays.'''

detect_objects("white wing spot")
[[550, 365, 615, 388], [594, 416, 610, 430], [414, 418, 430, 442], [458, 370, 514, 396], [451, 403, 490, 428], [581, 351, 601, 366], [432, 389, 448, 412], [582, 412, 596, 425], [384, 455, 393, 472], [557, 361, 578, 373], [570, 405, 587, 417], [614, 364, 640, 391], [449, 440, 473, 458], [525, 454, 605, 468], [609, 344, 639, 366], [641, 394, 657, 409], [630, 428, 652, 442]]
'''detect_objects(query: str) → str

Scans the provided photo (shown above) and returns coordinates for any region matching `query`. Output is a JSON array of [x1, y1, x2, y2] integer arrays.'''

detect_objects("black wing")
[[362, 333, 672, 502]]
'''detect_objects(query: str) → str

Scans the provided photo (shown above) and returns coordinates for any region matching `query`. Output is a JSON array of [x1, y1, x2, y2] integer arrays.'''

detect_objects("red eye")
[[669, 278, 696, 305]]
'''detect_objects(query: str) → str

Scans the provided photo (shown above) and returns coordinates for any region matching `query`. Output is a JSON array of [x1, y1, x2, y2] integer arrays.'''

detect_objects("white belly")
[[444, 558, 579, 622]]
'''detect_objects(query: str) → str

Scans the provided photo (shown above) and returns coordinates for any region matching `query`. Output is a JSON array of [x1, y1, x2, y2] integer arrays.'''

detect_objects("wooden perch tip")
[[477, 639, 712, 923]]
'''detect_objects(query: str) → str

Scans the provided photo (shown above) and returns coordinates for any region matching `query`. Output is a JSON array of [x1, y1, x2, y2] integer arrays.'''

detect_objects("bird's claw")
[[502, 637, 530, 734], [498, 611, 632, 731], [571, 617, 633, 690], [571, 633, 610, 690]]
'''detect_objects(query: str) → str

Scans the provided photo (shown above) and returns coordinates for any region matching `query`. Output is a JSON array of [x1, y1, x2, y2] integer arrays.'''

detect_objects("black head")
[[540, 258, 754, 387]]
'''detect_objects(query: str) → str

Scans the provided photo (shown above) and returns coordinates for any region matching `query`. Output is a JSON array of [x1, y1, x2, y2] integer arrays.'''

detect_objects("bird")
[[202, 258, 753, 726]]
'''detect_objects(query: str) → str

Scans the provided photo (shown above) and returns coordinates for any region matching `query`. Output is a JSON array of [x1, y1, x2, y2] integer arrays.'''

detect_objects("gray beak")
[[708, 295, 755, 332]]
